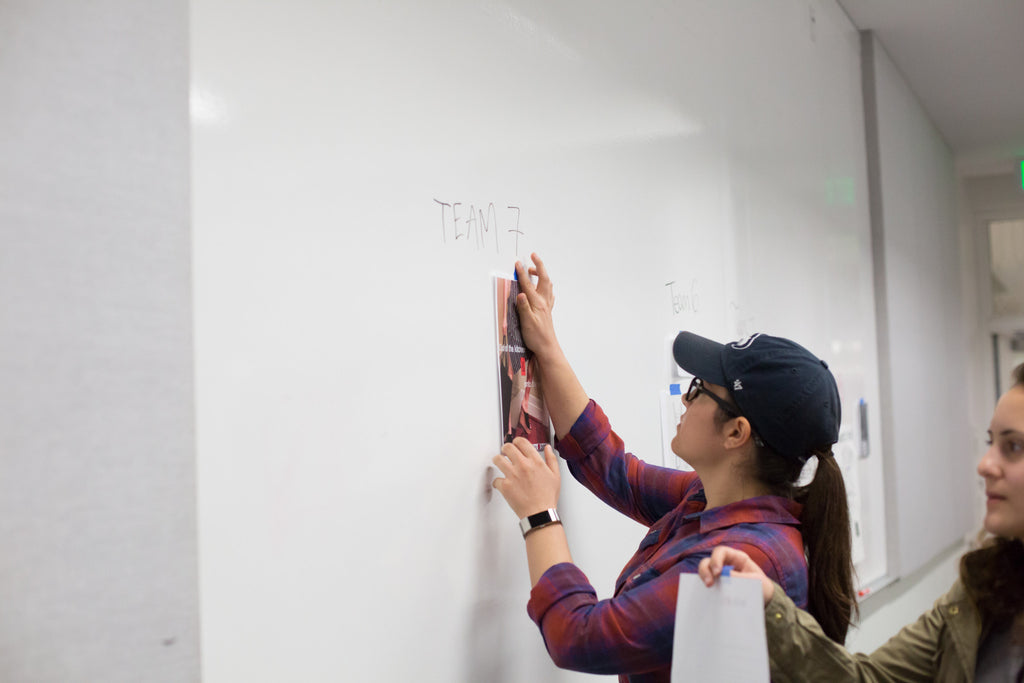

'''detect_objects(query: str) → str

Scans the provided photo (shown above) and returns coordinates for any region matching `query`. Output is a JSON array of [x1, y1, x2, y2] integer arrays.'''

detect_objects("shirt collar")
[[682, 491, 803, 534]]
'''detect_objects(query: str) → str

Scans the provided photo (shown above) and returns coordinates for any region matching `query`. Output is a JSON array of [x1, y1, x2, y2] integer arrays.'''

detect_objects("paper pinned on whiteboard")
[[671, 573, 769, 683], [659, 383, 693, 472]]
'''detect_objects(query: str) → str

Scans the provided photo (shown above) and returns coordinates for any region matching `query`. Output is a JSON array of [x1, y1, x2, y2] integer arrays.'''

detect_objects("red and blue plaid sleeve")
[[555, 400, 698, 527], [527, 560, 694, 676]]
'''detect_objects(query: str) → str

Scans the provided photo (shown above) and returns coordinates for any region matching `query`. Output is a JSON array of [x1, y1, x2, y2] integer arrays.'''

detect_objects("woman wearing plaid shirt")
[[491, 254, 857, 682]]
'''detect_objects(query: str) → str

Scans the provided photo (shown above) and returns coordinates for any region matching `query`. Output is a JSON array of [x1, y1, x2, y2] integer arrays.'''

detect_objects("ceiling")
[[837, 0, 1024, 177]]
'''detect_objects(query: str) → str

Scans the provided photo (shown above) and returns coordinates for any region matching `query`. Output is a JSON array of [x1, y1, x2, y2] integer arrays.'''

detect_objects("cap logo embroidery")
[[733, 379, 743, 391], [729, 333, 762, 350]]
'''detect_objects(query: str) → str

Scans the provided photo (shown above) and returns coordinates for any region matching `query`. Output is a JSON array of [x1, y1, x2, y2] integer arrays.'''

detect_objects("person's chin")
[[670, 447, 691, 468], [982, 514, 1015, 538]]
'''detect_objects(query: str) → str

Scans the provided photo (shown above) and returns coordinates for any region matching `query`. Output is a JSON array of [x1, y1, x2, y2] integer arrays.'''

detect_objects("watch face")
[[521, 509, 558, 536], [528, 511, 552, 525]]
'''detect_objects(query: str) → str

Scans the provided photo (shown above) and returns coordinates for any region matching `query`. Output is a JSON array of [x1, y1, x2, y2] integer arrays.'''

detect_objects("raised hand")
[[514, 253, 559, 361]]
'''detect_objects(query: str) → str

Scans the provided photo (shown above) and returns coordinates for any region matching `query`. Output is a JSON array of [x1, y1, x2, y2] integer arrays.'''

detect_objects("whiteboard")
[[191, 1, 886, 680]]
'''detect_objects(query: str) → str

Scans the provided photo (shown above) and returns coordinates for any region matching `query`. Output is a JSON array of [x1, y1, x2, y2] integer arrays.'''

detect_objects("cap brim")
[[672, 332, 727, 385]]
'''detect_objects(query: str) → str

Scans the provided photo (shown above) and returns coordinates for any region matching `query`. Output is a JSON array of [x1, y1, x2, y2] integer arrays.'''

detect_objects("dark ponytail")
[[793, 450, 858, 644], [713, 407, 858, 642], [752, 445, 857, 642]]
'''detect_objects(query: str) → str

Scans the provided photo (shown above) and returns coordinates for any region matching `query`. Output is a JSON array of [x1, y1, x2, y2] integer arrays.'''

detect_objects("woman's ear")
[[722, 417, 756, 451]]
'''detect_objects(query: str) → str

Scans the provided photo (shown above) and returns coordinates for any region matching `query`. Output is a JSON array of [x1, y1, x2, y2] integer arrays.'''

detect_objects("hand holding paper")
[[671, 571, 770, 683], [698, 545, 775, 604]]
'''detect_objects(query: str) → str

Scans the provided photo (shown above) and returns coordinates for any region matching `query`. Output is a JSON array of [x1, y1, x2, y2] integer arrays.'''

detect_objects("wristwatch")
[[519, 508, 561, 537]]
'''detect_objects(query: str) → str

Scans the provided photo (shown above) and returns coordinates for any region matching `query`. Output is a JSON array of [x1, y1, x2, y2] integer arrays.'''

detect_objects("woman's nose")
[[977, 445, 999, 478]]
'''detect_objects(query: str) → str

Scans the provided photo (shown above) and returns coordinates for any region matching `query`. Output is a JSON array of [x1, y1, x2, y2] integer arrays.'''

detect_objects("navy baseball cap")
[[672, 331, 840, 463]]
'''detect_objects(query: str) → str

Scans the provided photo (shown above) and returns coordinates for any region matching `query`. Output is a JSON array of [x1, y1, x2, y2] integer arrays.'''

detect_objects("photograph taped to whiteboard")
[[494, 273, 551, 451]]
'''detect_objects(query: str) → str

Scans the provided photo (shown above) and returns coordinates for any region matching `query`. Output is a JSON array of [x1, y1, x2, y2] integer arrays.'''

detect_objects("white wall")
[[861, 32, 976, 579], [963, 172, 1024, 349], [0, 2, 198, 681]]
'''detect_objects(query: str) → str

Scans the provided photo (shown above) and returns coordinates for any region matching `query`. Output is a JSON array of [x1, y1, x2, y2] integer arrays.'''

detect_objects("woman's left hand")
[[697, 546, 775, 605], [492, 438, 561, 518]]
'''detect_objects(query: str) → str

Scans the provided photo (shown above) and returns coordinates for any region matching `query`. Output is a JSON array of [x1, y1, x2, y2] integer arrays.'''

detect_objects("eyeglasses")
[[685, 377, 740, 417], [685, 377, 766, 448]]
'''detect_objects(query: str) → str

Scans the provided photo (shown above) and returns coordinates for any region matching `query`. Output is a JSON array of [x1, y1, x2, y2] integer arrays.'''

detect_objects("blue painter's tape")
[[722, 565, 733, 578], [669, 383, 682, 396]]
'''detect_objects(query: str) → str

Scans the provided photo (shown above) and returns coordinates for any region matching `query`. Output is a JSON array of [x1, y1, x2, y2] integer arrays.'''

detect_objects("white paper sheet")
[[671, 572, 769, 683]]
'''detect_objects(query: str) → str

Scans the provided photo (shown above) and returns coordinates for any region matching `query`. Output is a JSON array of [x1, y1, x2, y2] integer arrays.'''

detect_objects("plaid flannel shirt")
[[527, 400, 808, 682]]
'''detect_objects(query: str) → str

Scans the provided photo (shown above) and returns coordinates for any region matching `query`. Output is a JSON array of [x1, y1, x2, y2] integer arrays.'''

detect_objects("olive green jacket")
[[766, 580, 981, 682]]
